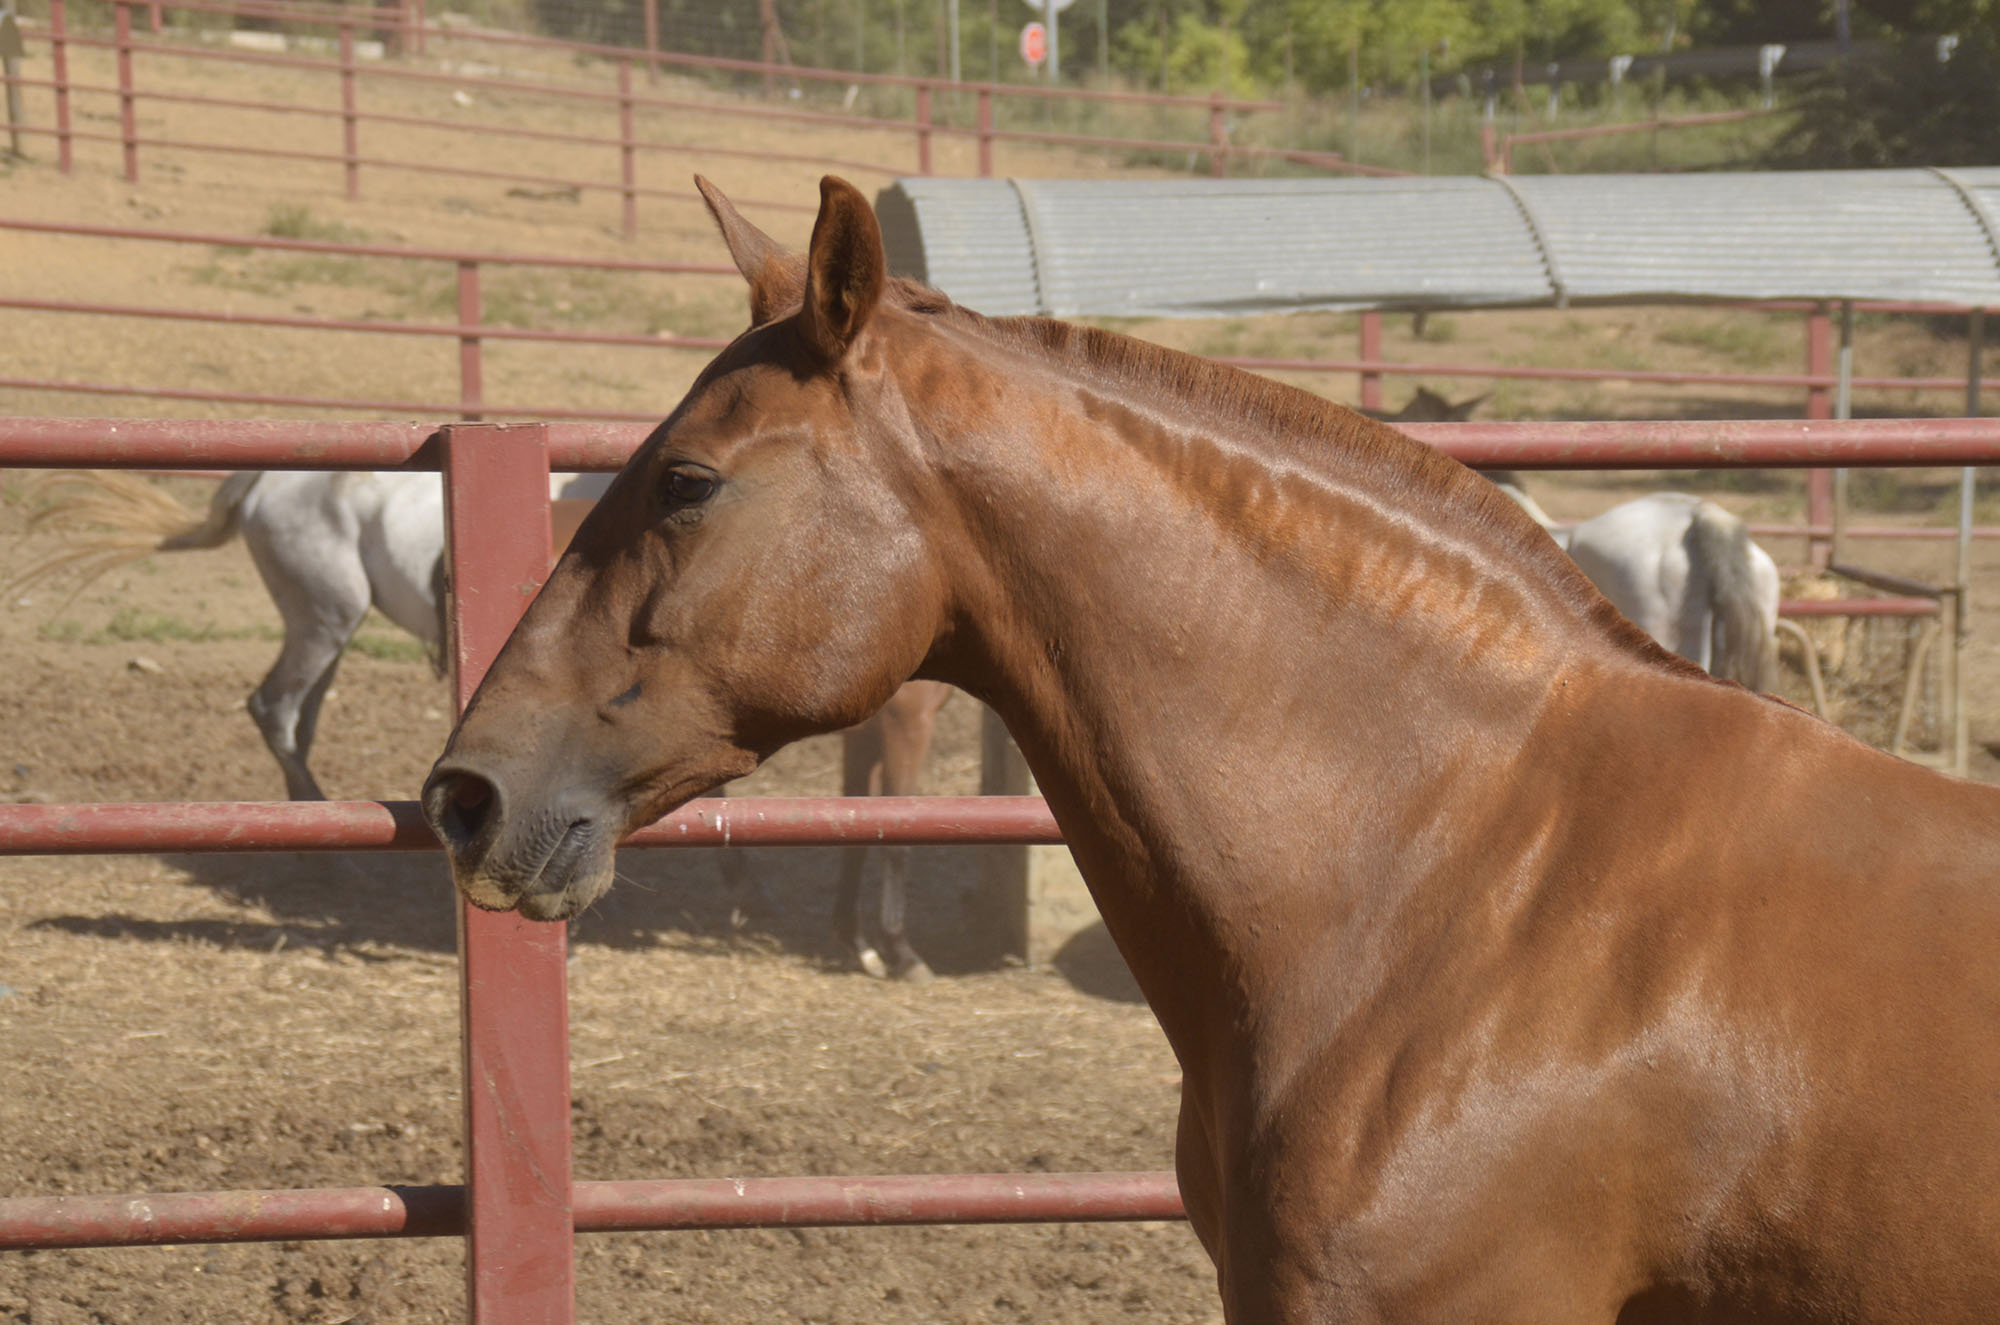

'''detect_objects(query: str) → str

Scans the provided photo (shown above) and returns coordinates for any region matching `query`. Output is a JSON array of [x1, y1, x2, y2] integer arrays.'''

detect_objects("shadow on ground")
[[29, 839, 1129, 989]]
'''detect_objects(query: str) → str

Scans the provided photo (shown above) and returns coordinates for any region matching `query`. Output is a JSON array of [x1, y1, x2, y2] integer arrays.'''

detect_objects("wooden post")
[[617, 61, 638, 239], [457, 261, 483, 422], [1358, 310, 1384, 413], [339, 24, 359, 200], [438, 423, 574, 1324], [915, 82, 932, 175]]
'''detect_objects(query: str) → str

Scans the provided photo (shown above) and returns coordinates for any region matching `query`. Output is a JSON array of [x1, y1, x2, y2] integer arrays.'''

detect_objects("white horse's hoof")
[[857, 946, 889, 979], [896, 959, 935, 984]]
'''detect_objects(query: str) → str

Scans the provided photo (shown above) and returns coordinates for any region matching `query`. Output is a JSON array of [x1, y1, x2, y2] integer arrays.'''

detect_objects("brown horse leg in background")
[[833, 680, 953, 981], [714, 681, 953, 979]]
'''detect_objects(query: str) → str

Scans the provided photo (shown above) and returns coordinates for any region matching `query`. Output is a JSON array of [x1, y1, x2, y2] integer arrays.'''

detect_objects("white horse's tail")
[[1687, 501, 1778, 692], [7, 470, 262, 602]]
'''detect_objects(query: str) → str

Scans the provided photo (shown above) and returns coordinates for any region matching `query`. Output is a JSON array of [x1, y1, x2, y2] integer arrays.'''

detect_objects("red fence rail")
[[2, 415, 1998, 1320], [4, 217, 1994, 428]]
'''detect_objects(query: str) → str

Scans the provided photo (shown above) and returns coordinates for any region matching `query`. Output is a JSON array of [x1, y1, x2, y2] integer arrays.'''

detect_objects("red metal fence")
[[1, 414, 1998, 1321], [5, 216, 1995, 431], [14, 0, 1384, 227]]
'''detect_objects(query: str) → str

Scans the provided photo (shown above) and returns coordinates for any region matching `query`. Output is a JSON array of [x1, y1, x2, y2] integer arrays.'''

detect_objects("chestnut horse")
[[427, 176, 2000, 1322]]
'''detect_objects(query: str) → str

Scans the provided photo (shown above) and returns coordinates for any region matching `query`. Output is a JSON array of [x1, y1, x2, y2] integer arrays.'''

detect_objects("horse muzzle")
[[422, 760, 618, 921]]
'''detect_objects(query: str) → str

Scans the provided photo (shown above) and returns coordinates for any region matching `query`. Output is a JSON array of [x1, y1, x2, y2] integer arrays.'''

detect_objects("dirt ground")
[[4, 21, 2000, 1325]]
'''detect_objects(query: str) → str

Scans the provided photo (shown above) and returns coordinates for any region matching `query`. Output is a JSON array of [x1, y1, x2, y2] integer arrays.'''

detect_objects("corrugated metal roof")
[[877, 169, 2000, 317]]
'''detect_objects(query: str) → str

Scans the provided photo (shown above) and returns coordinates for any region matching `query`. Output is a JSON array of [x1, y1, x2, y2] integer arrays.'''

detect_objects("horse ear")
[[799, 176, 886, 363], [1447, 392, 1491, 422], [695, 174, 805, 326]]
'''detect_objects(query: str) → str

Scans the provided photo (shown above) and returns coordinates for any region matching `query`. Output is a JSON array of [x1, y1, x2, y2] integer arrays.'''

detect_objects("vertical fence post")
[[1207, 90, 1226, 178], [1805, 303, 1834, 567], [438, 422, 574, 1325], [916, 82, 932, 175], [457, 261, 483, 422], [1955, 307, 1983, 776], [1480, 119, 1499, 173], [114, 1, 137, 182], [50, 0, 71, 173], [411, 0, 425, 56], [642, 0, 659, 83], [339, 23, 359, 200], [1358, 310, 1384, 413], [617, 61, 637, 240], [976, 87, 992, 177], [147, 0, 160, 32]]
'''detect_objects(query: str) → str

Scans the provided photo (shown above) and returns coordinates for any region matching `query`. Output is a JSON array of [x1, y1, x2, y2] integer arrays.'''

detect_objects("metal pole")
[[642, 0, 659, 83], [915, 82, 932, 174], [1420, 46, 1431, 175], [1832, 299, 1853, 567], [1957, 308, 1984, 775], [1359, 310, 1384, 413], [618, 61, 638, 239], [339, 24, 359, 200], [438, 423, 573, 1324], [1048, 0, 1058, 82], [1207, 90, 1225, 178], [114, 1, 137, 182], [976, 86, 992, 176], [948, 0, 960, 83], [1806, 304, 1834, 567], [50, 0, 70, 173], [456, 261, 483, 422], [1096, 0, 1106, 84]]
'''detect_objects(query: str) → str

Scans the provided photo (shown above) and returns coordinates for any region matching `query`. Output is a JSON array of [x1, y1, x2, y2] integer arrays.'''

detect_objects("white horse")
[[1485, 473, 1780, 691], [18, 469, 451, 800], [16, 468, 951, 976]]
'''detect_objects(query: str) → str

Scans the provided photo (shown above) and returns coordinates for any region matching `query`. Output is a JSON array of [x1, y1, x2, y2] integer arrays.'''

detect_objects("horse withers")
[[427, 176, 2000, 1322]]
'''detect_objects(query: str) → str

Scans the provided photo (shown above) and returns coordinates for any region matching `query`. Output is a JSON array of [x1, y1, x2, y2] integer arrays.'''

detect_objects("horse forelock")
[[867, 279, 1690, 679]]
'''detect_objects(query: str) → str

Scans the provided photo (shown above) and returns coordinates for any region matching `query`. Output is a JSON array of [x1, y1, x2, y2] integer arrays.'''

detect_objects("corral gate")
[[1, 415, 1997, 1322]]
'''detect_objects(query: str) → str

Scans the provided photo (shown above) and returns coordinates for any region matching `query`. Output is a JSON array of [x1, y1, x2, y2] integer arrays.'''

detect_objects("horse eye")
[[659, 467, 718, 510]]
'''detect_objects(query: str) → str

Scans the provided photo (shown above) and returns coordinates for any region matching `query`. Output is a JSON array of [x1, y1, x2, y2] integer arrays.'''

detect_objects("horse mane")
[[883, 279, 1699, 680]]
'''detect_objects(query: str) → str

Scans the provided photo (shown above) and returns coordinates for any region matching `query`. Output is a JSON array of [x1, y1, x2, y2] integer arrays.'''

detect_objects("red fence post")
[[1480, 119, 1499, 173], [1806, 304, 1834, 567], [916, 83, 933, 175], [1358, 310, 1384, 413], [457, 261, 483, 421], [1208, 91, 1226, 178], [438, 422, 574, 1324], [617, 61, 638, 239], [50, 0, 72, 174], [411, 0, 426, 56], [114, 1, 138, 182], [339, 24, 359, 200], [642, 0, 660, 84], [976, 87, 993, 177]]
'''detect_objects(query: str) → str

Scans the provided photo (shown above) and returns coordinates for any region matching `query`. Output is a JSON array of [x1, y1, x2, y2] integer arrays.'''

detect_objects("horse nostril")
[[426, 769, 500, 855]]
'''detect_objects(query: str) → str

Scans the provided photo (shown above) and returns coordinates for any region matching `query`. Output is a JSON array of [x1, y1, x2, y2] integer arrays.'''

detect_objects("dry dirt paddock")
[[5, 25, 2000, 1325]]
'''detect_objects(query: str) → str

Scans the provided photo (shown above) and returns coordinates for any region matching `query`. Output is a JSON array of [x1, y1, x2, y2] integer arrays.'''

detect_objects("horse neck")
[[898, 313, 1664, 1059]]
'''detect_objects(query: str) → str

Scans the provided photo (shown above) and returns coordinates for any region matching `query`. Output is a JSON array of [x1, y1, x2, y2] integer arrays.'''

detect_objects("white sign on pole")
[[1021, 0, 1071, 79]]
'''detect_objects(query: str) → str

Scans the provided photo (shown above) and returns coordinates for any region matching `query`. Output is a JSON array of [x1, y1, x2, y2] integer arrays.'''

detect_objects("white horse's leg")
[[241, 490, 373, 802]]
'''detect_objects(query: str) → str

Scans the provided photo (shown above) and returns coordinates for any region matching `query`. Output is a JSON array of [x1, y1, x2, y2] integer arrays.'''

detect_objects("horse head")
[[423, 177, 949, 920]]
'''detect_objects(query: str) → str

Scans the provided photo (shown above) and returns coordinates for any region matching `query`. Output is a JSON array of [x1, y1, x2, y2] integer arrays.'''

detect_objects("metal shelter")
[[875, 169, 2000, 318]]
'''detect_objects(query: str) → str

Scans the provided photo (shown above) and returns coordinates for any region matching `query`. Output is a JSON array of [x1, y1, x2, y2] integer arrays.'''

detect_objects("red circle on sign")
[[1020, 22, 1047, 68]]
